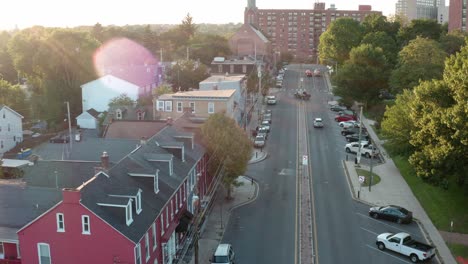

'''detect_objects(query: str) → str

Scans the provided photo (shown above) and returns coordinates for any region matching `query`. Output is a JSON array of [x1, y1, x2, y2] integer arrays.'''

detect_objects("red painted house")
[[0, 118, 215, 264]]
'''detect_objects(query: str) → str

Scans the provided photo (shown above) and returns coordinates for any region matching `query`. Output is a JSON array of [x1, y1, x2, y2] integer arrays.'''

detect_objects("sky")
[[0, 0, 398, 30]]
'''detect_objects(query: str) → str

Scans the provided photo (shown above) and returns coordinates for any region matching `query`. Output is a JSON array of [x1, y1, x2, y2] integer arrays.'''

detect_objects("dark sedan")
[[330, 105, 347, 112], [345, 133, 369, 142], [49, 135, 70, 143], [369, 205, 413, 224]]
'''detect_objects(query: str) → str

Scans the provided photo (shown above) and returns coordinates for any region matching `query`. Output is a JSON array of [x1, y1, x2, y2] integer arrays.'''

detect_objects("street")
[[221, 65, 430, 264]]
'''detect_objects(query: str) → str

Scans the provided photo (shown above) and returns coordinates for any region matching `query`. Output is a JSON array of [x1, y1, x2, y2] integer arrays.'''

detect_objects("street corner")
[[228, 176, 259, 212], [248, 150, 268, 164]]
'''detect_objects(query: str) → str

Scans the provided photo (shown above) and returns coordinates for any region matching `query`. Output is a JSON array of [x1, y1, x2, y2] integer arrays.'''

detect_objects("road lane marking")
[[360, 227, 379, 235], [365, 244, 412, 264], [355, 212, 414, 233], [295, 101, 300, 264]]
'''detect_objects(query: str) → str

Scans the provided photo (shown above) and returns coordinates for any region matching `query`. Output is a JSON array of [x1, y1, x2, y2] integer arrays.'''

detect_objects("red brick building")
[[449, 0, 466, 32], [244, 0, 381, 62]]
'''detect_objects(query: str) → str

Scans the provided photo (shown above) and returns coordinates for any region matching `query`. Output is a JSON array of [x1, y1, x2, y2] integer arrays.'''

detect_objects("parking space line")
[[355, 212, 414, 233], [360, 227, 379, 236], [365, 244, 412, 264]]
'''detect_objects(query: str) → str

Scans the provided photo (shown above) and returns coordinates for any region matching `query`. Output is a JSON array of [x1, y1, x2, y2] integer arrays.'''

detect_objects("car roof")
[[214, 244, 231, 256], [314, 118, 322, 121]]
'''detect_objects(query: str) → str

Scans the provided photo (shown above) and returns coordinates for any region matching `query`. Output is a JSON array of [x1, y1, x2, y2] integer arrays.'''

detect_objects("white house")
[[76, 108, 100, 129], [80, 75, 139, 112], [0, 105, 23, 156]]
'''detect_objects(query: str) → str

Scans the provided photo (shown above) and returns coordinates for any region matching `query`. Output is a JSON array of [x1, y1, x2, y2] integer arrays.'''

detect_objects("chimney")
[[101, 151, 109, 170], [62, 188, 81, 204]]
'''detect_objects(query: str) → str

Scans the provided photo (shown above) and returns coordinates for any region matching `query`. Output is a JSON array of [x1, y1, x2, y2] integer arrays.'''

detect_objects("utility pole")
[[356, 105, 363, 165], [369, 139, 374, 192], [65, 101, 72, 153]]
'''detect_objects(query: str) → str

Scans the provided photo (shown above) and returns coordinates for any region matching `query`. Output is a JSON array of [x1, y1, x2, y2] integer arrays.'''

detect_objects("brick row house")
[[0, 118, 215, 264]]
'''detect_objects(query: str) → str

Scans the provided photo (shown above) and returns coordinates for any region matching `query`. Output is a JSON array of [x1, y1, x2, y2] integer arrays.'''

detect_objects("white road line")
[[365, 244, 412, 264], [360, 227, 379, 235], [355, 212, 413, 233]]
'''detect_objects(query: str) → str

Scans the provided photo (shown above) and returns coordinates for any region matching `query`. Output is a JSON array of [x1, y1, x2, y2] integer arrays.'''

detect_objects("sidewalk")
[[343, 116, 458, 264]]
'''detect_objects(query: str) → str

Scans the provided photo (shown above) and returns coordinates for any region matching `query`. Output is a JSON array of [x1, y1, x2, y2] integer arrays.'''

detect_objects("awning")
[[176, 210, 194, 233]]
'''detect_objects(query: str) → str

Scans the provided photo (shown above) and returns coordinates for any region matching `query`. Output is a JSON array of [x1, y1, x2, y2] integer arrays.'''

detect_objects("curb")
[[248, 152, 268, 164]]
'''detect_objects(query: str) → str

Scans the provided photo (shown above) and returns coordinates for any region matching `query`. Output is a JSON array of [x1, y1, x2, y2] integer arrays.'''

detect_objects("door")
[[387, 237, 401, 253]]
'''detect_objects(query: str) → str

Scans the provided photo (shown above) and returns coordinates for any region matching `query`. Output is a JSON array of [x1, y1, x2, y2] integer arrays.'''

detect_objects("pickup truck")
[[376, 232, 435, 263]]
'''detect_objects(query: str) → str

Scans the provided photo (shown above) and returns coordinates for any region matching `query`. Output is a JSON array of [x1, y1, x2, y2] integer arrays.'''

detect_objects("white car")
[[376, 232, 435, 263], [339, 120, 359, 128], [313, 118, 323, 128], [266, 95, 277, 105], [345, 142, 379, 158], [254, 135, 266, 148]]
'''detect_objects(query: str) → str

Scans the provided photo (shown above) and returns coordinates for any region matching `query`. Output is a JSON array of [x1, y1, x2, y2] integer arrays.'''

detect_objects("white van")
[[210, 244, 235, 264]]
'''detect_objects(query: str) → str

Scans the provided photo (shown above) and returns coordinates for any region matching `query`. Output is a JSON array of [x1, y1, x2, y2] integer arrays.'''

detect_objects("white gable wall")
[[0, 107, 23, 155], [76, 112, 98, 129], [81, 75, 139, 112]]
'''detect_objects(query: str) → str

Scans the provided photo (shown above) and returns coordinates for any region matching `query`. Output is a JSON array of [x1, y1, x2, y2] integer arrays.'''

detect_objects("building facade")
[[449, 0, 466, 31], [396, 0, 446, 21], [244, 1, 381, 62], [0, 105, 23, 156]]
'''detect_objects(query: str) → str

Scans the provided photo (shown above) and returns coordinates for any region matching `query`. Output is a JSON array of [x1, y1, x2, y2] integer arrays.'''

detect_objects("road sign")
[[302, 155, 308, 165], [359, 176, 365, 183]]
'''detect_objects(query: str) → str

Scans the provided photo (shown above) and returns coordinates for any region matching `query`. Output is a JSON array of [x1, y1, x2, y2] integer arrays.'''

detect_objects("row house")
[[153, 89, 237, 123], [0, 118, 214, 264], [210, 56, 257, 75], [0, 105, 23, 157]]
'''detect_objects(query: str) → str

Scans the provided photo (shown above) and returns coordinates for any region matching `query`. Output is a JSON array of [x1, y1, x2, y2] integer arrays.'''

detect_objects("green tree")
[[153, 83, 174, 96], [361, 31, 399, 66], [108, 94, 136, 107], [390, 37, 446, 94], [188, 33, 231, 65], [166, 60, 209, 91], [91, 23, 104, 43], [201, 112, 252, 199], [0, 79, 27, 116], [439, 30, 467, 55], [381, 89, 415, 154], [362, 14, 400, 38], [398, 19, 443, 46], [334, 44, 389, 108], [0, 31, 18, 83], [179, 13, 197, 40], [319, 18, 364, 64]]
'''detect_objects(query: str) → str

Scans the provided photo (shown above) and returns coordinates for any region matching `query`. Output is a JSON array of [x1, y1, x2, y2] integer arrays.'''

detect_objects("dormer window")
[[136, 190, 142, 215], [126, 201, 133, 226], [116, 109, 123, 119], [169, 159, 173, 175], [137, 111, 143, 120], [154, 170, 160, 194]]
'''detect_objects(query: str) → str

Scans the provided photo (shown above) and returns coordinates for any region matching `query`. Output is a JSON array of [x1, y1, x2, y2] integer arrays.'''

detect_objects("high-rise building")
[[243, 1, 381, 61], [449, 0, 467, 31], [396, 0, 445, 21]]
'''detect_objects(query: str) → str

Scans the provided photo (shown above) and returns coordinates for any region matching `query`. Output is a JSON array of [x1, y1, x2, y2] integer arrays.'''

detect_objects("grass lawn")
[[393, 155, 468, 233], [447, 243, 468, 259], [356, 168, 381, 187]]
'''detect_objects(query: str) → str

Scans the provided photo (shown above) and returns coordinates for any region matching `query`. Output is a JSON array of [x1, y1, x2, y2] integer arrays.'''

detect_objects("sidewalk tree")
[[334, 44, 389, 108], [389, 37, 446, 94], [318, 18, 364, 64], [201, 112, 253, 199]]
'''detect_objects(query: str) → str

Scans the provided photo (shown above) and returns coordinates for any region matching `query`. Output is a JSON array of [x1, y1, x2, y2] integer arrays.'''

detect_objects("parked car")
[[345, 142, 380, 159], [49, 134, 69, 143], [341, 127, 366, 136], [258, 126, 270, 133], [376, 232, 435, 263], [330, 105, 347, 112], [335, 115, 356, 122], [257, 131, 268, 140], [305, 69, 313, 77], [253, 135, 266, 148], [266, 95, 277, 105], [369, 205, 413, 224], [313, 69, 321, 76], [261, 120, 271, 126], [345, 133, 370, 143], [339, 120, 359, 128], [313, 118, 324, 128]]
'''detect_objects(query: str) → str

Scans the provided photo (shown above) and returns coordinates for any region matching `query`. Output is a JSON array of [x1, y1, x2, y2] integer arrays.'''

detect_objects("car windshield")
[[213, 256, 229, 263]]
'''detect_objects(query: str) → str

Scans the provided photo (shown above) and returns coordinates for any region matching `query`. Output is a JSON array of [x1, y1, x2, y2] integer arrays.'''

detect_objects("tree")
[[0, 31, 18, 83], [390, 37, 446, 94], [362, 14, 400, 39], [153, 83, 173, 96], [439, 30, 467, 56], [318, 18, 364, 64], [334, 44, 389, 108], [0, 79, 28, 117], [398, 19, 443, 46], [179, 13, 197, 40], [188, 33, 231, 65], [166, 60, 209, 91], [201, 112, 252, 199], [108, 94, 136, 108], [361, 31, 399, 67], [380, 89, 416, 155]]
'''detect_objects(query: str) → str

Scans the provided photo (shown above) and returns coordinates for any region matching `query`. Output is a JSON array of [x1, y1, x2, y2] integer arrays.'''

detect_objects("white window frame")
[[189, 102, 195, 113], [208, 102, 215, 114], [157, 100, 164, 111], [56, 213, 65, 232], [164, 101, 172, 112], [37, 243, 51, 264], [126, 202, 134, 226], [152, 223, 157, 251], [160, 217, 164, 235], [176, 102, 183, 113], [154, 172, 159, 194], [82, 215, 91, 235], [179, 189, 183, 206], [175, 191, 179, 213], [165, 207, 169, 227], [145, 233, 150, 262], [135, 243, 142, 264], [0, 241, 4, 259], [170, 199, 174, 219], [136, 190, 142, 215]]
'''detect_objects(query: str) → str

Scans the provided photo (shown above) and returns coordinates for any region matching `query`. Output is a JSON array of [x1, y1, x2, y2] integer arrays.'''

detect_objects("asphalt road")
[[222, 64, 431, 264]]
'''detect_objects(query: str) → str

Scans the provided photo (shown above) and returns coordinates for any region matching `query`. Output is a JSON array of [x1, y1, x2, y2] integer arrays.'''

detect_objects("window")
[[136, 191, 142, 214], [7, 123, 10, 131], [177, 102, 183, 113], [242, 65, 247, 73], [116, 110, 122, 120], [157, 101, 164, 111], [0, 242, 4, 258], [189, 102, 195, 113], [154, 259, 158, 264], [175, 192, 179, 213], [230, 64, 234, 73], [165, 208, 169, 227], [152, 223, 157, 251], [126, 202, 134, 226], [37, 243, 51, 264], [135, 243, 142, 264], [164, 101, 172, 112], [160, 217, 164, 235], [82, 215, 90, 234], [154, 172, 159, 194], [208, 102, 215, 114], [170, 200, 174, 219], [179, 189, 183, 206], [217, 64, 222, 73], [145, 233, 150, 261], [56, 213, 65, 232]]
